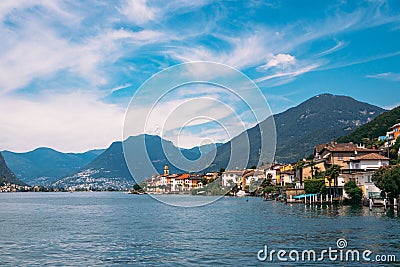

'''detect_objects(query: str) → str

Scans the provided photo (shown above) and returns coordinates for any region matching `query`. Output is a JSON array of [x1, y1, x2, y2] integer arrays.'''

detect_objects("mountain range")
[[232, 93, 385, 164], [2, 93, 388, 188], [0, 152, 25, 186], [2, 148, 104, 185], [52, 93, 385, 188], [53, 135, 219, 188]]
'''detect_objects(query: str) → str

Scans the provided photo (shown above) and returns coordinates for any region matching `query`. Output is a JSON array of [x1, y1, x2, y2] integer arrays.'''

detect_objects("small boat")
[[363, 192, 386, 207], [236, 190, 248, 197]]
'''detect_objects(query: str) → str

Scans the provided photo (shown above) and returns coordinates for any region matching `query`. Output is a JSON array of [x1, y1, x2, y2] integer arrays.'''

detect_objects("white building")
[[280, 171, 295, 186], [265, 169, 277, 185], [340, 153, 389, 198], [347, 153, 389, 170], [221, 170, 244, 187]]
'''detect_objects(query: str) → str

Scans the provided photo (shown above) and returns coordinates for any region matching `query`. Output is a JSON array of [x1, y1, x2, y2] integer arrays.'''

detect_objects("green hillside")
[[337, 106, 400, 144]]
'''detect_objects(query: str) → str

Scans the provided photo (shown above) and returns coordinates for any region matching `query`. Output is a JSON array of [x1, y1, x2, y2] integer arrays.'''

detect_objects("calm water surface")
[[0, 192, 399, 266]]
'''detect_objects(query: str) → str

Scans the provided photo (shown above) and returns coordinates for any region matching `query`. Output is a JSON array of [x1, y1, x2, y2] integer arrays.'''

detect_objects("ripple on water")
[[0, 193, 399, 266]]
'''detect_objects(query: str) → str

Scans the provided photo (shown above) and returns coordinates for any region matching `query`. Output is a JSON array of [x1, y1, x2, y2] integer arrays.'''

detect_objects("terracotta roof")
[[189, 175, 202, 180], [318, 143, 382, 153], [315, 144, 327, 154], [353, 153, 390, 161], [223, 170, 245, 175], [177, 174, 190, 179]]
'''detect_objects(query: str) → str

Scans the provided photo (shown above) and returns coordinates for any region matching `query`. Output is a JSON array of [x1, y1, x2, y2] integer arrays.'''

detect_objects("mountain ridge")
[[2, 147, 105, 185], [52, 93, 385, 188], [0, 152, 26, 186], [205, 93, 385, 166]]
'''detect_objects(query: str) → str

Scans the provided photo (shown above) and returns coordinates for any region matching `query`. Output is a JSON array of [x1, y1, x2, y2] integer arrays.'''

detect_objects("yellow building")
[[275, 164, 293, 185]]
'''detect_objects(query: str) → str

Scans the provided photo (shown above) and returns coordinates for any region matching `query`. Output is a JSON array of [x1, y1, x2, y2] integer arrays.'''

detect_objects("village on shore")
[[3, 122, 400, 210], [139, 122, 400, 208]]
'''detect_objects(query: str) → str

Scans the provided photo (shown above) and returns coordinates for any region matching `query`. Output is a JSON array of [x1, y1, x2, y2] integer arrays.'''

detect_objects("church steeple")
[[164, 163, 169, 175]]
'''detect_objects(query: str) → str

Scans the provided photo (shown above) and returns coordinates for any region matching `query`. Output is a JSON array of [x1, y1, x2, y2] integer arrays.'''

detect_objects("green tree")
[[294, 160, 306, 185], [344, 181, 362, 203], [372, 165, 400, 201], [309, 160, 317, 179], [326, 164, 342, 197], [133, 184, 142, 191], [262, 185, 275, 194], [389, 138, 400, 165], [304, 178, 325, 194]]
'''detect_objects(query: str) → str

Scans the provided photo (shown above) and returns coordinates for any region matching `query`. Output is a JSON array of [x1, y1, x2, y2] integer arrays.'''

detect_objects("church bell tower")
[[164, 163, 169, 176]]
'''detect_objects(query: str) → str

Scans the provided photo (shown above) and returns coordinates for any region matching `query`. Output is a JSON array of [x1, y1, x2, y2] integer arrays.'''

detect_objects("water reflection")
[[0, 193, 399, 266], [291, 202, 400, 219]]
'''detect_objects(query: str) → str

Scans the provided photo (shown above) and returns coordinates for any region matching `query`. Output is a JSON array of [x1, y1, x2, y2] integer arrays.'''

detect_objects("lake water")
[[0, 192, 399, 266]]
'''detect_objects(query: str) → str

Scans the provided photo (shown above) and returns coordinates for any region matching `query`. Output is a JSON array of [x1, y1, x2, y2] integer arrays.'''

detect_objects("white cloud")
[[110, 83, 132, 94], [118, 0, 157, 25], [0, 0, 399, 152], [0, 92, 125, 152], [0, 0, 81, 24], [0, 18, 167, 95], [0, 8, 101, 94], [366, 72, 400, 81], [168, 34, 277, 69], [117, 0, 211, 26], [261, 53, 296, 70], [255, 64, 320, 83], [317, 40, 347, 57]]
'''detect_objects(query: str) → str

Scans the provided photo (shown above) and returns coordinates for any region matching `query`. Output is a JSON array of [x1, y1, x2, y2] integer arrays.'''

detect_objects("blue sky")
[[0, 0, 399, 152]]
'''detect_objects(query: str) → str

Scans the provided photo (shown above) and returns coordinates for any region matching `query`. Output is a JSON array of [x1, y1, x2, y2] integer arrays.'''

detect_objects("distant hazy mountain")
[[206, 93, 386, 167], [52, 135, 207, 188], [2, 148, 105, 185], [0, 152, 26, 186], [337, 105, 400, 144]]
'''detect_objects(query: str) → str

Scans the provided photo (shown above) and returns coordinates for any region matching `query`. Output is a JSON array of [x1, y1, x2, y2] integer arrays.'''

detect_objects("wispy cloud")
[[1, 0, 400, 151], [317, 40, 347, 57], [117, 0, 157, 25], [0, 92, 125, 152], [110, 83, 132, 94], [254, 64, 320, 83], [366, 72, 400, 81], [259, 54, 296, 70]]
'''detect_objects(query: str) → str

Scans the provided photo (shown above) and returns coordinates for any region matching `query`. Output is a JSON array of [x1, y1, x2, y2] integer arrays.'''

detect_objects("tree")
[[389, 138, 400, 165], [266, 173, 273, 186], [344, 181, 362, 203], [304, 179, 325, 194], [294, 161, 306, 185], [309, 160, 317, 179], [372, 165, 400, 201], [326, 164, 342, 197], [133, 184, 142, 191]]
